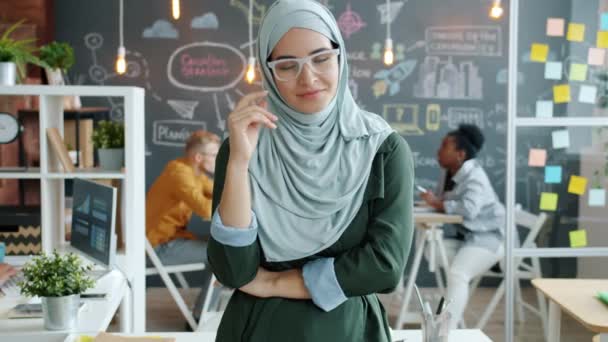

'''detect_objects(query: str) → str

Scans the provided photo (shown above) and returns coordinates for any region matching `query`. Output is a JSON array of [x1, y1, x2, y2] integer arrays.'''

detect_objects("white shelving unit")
[[0, 85, 146, 333], [504, 2, 608, 341]]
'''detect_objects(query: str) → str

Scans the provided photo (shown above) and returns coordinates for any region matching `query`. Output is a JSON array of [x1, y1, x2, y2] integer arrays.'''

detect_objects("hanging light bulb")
[[172, 0, 180, 20], [383, 38, 394, 66], [489, 0, 504, 19], [116, 46, 127, 74], [246, 56, 256, 84]]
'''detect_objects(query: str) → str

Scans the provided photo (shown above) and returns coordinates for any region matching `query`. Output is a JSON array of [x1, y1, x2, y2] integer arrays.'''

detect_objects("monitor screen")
[[70, 179, 117, 267]]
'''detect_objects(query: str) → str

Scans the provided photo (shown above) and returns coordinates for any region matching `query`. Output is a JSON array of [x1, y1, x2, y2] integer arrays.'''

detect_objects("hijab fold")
[[250, 0, 393, 262]]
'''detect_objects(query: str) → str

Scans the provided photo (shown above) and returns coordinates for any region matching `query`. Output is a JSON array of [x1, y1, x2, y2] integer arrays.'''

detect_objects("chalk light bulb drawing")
[[246, 56, 256, 84], [116, 46, 126, 75], [383, 38, 394, 66], [172, 0, 180, 20], [489, 0, 504, 19]]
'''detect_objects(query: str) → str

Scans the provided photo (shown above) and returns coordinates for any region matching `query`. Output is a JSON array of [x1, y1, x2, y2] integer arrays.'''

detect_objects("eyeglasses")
[[267, 49, 340, 82]]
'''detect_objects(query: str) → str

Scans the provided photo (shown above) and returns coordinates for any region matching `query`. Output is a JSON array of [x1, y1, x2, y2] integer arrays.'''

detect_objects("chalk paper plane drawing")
[[167, 100, 200, 120]]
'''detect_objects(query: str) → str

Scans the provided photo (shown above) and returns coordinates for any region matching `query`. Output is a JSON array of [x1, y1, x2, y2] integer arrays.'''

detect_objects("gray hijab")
[[249, 0, 393, 262]]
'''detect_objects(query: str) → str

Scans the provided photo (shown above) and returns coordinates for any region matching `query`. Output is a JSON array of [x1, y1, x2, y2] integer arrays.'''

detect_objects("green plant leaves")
[[92, 120, 124, 149], [17, 251, 95, 297], [39, 41, 75, 70]]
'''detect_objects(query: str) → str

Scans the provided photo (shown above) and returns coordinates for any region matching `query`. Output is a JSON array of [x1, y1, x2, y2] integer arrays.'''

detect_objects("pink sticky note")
[[588, 48, 606, 66], [529, 149, 547, 167], [547, 18, 565, 36]]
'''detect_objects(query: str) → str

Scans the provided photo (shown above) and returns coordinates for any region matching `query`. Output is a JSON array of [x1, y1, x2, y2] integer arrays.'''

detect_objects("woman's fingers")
[[235, 91, 269, 111], [230, 106, 278, 129]]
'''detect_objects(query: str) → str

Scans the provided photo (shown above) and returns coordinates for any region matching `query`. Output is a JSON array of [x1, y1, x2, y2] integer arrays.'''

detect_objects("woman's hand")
[[420, 191, 445, 212], [239, 267, 280, 298], [227, 91, 278, 166], [239, 267, 311, 300], [0, 263, 17, 286]]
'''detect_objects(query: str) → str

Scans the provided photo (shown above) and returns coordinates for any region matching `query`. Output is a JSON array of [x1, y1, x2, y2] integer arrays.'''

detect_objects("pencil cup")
[[421, 310, 451, 342]]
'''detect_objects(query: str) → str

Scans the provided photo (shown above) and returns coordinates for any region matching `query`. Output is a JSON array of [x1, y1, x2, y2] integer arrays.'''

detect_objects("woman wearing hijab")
[[207, 0, 414, 340], [420, 124, 505, 328]]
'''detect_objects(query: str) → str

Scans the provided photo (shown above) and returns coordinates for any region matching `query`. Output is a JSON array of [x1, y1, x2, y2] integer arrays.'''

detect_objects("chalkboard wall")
[[55, 0, 598, 283]]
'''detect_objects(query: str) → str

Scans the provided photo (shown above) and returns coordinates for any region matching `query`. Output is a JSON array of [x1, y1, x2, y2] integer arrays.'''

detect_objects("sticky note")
[[568, 175, 588, 195], [602, 13, 608, 31], [569, 229, 587, 248], [544, 62, 562, 80], [588, 48, 606, 66], [598, 31, 608, 48], [569, 63, 587, 81], [589, 188, 606, 207], [552, 129, 570, 149], [536, 100, 553, 118], [553, 84, 571, 103], [547, 18, 565, 36], [567, 23, 585, 42], [529, 149, 547, 167], [579, 85, 597, 104], [545, 166, 562, 183], [531, 43, 549, 62], [540, 192, 558, 211]]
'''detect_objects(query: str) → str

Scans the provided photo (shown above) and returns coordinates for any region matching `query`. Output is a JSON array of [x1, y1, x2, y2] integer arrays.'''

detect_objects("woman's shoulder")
[[376, 132, 412, 157]]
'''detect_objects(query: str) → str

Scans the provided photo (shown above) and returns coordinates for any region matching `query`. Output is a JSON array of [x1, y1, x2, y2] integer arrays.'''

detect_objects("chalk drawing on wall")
[[213, 93, 226, 131], [377, 1, 405, 24], [348, 78, 359, 100], [425, 26, 502, 57], [317, 0, 333, 10], [167, 100, 199, 120], [445, 107, 485, 129], [191, 13, 219, 30], [142, 20, 179, 39], [338, 3, 366, 39], [383, 104, 424, 136], [373, 60, 417, 96], [414, 56, 483, 100], [496, 68, 525, 85], [152, 120, 208, 147], [224, 93, 236, 111], [230, 0, 266, 24], [425, 104, 441, 131], [167, 41, 247, 93]]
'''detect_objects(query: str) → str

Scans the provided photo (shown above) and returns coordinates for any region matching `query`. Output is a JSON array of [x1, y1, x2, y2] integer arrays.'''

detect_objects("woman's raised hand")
[[227, 91, 278, 165]]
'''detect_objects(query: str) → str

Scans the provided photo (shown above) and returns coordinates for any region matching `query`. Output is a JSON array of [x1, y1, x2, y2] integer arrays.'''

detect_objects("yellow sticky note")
[[597, 31, 608, 48], [553, 84, 571, 103], [569, 229, 587, 248], [540, 192, 558, 211], [569, 63, 587, 81], [568, 175, 588, 195], [530, 43, 549, 62], [567, 23, 585, 42]]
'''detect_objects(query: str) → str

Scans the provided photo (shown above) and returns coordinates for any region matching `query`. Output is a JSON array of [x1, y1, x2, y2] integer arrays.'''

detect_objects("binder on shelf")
[[46, 127, 75, 173]]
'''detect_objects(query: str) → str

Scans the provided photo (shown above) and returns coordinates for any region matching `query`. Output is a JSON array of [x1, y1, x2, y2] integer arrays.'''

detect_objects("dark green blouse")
[[208, 132, 414, 342]]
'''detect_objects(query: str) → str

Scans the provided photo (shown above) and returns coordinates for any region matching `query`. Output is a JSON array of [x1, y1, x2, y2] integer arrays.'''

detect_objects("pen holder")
[[421, 310, 451, 342]]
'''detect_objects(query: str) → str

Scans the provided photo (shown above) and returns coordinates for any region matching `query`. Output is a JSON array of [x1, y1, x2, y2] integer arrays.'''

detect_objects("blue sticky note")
[[545, 166, 562, 183], [545, 62, 563, 80], [602, 13, 608, 31]]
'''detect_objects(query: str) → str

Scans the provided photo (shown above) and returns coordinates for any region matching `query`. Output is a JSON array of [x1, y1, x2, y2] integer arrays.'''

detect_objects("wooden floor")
[[111, 286, 594, 341]]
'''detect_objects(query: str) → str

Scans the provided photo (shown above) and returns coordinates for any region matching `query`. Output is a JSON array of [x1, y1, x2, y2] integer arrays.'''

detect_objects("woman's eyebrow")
[[273, 47, 331, 61]]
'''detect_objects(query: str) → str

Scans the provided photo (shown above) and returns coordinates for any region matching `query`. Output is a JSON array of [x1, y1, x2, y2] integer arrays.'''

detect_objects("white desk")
[[55, 329, 492, 342], [395, 210, 463, 328], [0, 270, 128, 335]]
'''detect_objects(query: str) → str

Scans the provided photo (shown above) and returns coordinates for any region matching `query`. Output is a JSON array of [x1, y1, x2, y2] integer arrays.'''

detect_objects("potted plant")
[[0, 20, 45, 85], [39, 41, 74, 85], [18, 251, 94, 330], [92, 120, 124, 170], [65, 142, 80, 165]]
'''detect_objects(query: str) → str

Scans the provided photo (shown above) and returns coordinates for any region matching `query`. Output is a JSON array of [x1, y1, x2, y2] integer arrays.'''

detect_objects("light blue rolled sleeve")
[[302, 257, 348, 312], [210, 209, 258, 247]]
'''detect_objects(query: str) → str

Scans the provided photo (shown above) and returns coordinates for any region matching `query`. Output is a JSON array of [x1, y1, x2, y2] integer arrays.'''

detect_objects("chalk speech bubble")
[[167, 42, 246, 92]]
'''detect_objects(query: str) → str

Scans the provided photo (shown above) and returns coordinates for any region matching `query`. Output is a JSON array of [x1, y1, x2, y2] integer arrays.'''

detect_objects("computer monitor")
[[70, 179, 117, 268]]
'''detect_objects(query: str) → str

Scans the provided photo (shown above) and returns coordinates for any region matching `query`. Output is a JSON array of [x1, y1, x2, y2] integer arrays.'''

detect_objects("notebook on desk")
[[87, 332, 175, 342]]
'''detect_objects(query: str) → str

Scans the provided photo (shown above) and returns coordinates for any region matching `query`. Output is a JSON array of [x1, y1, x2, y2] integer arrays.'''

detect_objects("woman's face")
[[437, 136, 465, 169], [269, 28, 340, 114]]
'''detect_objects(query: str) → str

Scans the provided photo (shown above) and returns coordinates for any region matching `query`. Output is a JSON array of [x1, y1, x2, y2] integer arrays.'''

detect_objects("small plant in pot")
[[39, 41, 75, 85], [0, 20, 46, 85], [92, 120, 124, 170], [18, 251, 94, 330]]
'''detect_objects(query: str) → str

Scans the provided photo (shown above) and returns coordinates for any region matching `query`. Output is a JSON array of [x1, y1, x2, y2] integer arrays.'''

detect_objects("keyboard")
[[1, 271, 24, 297]]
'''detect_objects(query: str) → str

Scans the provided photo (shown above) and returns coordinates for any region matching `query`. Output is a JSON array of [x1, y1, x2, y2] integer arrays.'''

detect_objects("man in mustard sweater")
[[146, 130, 220, 323]]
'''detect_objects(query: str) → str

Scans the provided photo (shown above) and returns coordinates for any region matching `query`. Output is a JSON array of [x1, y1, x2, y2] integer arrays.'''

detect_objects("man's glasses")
[[267, 49, 340, 82]]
